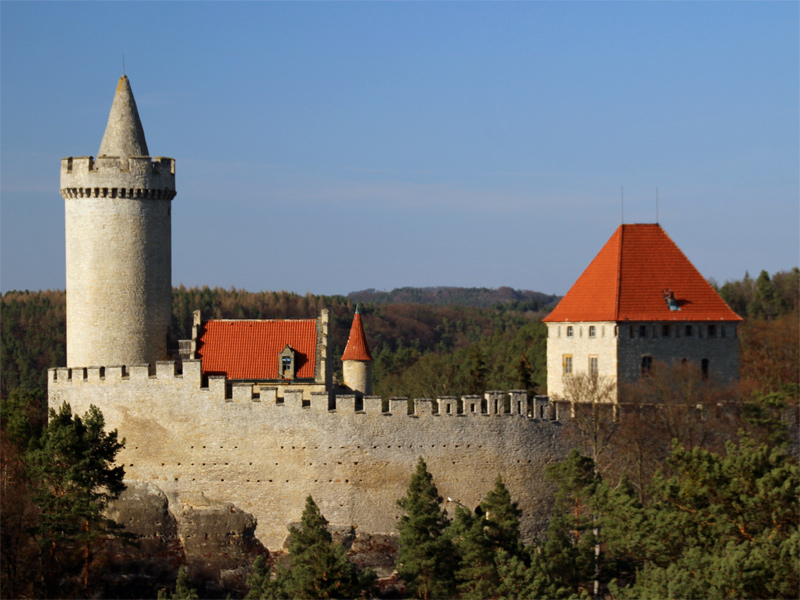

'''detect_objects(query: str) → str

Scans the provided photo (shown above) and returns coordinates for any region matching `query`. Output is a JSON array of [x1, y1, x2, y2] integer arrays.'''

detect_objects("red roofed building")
[[341, 307, 374, 395], [191, 309, 332, 398], [543, 224, 742, 401]]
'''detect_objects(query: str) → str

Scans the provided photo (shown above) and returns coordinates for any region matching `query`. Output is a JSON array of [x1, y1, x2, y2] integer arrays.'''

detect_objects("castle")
[[543, 223, 742, 401], [48, 76, 740, 554]]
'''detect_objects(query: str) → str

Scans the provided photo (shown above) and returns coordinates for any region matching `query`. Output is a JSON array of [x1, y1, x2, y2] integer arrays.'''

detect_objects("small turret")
[[341, 306, 373, 395], [61, 76, 175, 368]]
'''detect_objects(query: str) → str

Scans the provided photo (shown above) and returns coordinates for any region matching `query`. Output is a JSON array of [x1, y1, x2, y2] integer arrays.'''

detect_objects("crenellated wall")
[[60, 156, 176, 198], [49, 361, 567, 550]]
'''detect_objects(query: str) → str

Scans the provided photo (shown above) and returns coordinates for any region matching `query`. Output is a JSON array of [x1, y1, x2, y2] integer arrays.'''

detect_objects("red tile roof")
[[543, 224, 742, 323], [341, 311, 373, 362], [197, 319, 318, 380]]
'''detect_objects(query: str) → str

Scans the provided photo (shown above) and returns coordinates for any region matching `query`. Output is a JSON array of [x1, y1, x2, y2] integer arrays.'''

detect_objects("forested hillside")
[[348, 286, 559, 309]]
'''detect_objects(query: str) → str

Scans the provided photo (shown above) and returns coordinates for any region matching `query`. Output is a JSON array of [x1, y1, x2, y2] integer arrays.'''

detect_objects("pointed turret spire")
[[98, 75, 149, 158], [342, 305, 373, 362]]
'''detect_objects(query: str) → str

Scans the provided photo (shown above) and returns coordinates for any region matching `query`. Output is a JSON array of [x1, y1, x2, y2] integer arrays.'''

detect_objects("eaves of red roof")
[[197, 319, 318, 380], [543, 224, 742, 323], [341, 312, 373, 361]]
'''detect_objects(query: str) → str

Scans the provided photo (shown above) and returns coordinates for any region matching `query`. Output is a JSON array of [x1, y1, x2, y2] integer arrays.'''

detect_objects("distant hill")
[[347, 286, 561, 310]]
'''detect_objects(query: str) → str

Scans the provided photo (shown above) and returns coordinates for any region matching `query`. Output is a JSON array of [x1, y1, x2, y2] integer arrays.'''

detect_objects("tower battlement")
[[60, 156, 176, 198]]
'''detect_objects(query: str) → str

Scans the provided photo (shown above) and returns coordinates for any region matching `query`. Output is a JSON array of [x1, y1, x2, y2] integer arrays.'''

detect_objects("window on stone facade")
[[721, 325, 726, 338], [701, 358, 709, 379], [685, 325, 693, 337], [708, 324, 716, 337], [641, 355, 653, 376], [563, 355, 573, 376], [589, 325, 596, 338], [589, 356, 598, 376], [662, 324, 670, 337], [639, 325, 647, 338], [567, 326, 574, 338], [630, 326, 635, 338]]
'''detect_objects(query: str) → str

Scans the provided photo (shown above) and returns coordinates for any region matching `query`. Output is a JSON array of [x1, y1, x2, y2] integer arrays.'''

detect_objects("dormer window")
[[279, 345, 296, 380], [663, 288, 681, 311]]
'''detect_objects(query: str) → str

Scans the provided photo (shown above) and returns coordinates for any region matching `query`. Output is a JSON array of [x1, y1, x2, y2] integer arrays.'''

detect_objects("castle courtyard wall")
[[49, 361, 568, 550]]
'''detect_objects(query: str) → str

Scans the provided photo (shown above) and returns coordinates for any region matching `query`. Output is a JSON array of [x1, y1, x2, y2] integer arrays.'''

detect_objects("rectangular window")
[[589, 356, 598, 376], [685, 325, 693, 337], [641, 355, 653, 376], [662, 324, 671, 338], [639, 325, 647, 338], [567, 326, 574, 338], [562, 355, 573, 376], [589, 325, 596, 338], [708, 324, 716, 337], [630, 326, 635, 338], [721, 325, 726, 338]]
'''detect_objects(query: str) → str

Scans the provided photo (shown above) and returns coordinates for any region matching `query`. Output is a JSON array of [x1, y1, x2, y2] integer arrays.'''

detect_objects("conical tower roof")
[[543, 224, 742, 323], [98, 75, 149, 158], [342, 307, 373, 361]]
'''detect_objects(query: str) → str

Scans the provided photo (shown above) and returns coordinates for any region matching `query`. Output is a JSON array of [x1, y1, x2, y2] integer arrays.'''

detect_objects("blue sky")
[[2, 2, 797, 296]]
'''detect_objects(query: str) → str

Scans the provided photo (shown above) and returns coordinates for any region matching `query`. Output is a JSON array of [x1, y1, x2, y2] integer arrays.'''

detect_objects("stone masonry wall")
[[617, 321, 739, 383], [49, 362, 567, 550], [546, 322, 619, 400], [342, 360, 372, 395], [546, 321, 740, 400], [61, 156, 175, 368]]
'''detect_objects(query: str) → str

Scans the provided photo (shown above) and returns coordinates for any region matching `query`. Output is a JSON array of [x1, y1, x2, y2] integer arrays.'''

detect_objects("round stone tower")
[[341, 306, 373, 395], [60, 75, 176, 368]]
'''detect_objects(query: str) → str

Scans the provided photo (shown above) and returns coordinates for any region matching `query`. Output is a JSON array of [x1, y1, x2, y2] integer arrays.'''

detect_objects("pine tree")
[[481, 476, 524, 558], [396, 457, 457, 599], [448, 506, 497, 599], [245, 555, 285, 599], [157, 566, 199, 600], [467, 346, 488, 393], [282, 496, 372, 600], [516, 353, 535, 394], [26, 402, 131, 598], [450, 477, 524, 598], [610, 436, 800, 599]]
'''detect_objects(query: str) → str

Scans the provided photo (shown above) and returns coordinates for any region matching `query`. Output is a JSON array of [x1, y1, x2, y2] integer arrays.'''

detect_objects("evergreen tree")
[[245, 555, 285, 600], [749, 269, 776, 319], [467, 345, 488, 393], [282, 496, 373, 600], [481, 476, 524, 557], [508, 450, 599, 599], [448, 506, 497, 599], [610, 436, 799, 599], [157, 566, 199, 600], [449, 477, 524, 598], [26, 402, 131, 598], [396, 457, 457, 599]]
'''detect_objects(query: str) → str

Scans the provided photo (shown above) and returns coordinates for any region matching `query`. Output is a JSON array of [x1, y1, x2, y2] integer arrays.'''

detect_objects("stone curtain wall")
[[49, 362, 567, 549]]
